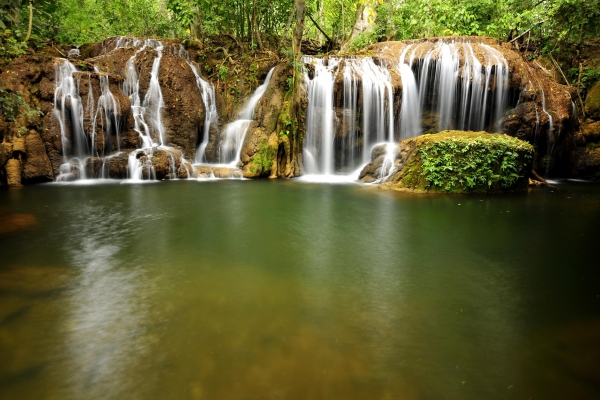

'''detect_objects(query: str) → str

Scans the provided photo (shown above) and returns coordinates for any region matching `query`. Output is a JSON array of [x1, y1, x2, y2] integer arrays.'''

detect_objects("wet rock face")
[[22, 131, 54, 183], [72, 72, 131, 154], [585, 82, 600, 119], [239, 63, 302, 178], [88, 41, 207, 160], [192, 165, 243, 179], [149, 149, 191, 180], [159, 53, 206, 160], [6, 159, 22, 186], [571, 81, 600, 179]]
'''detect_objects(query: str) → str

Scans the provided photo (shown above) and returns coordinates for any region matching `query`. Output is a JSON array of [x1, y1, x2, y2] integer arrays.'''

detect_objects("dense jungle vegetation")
[[1, 0, 600, 85]]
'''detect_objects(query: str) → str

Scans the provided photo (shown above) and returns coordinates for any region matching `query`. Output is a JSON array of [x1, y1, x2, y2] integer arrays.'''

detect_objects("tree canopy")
[[1, 0, 599, 60]]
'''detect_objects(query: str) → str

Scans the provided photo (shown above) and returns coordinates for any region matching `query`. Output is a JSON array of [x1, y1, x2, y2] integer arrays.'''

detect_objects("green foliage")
[[569, 66, 600, 97], [0, 88, 26, 122], [0, 88, 42, 137], [218, 65, 229, 81], [279, 117, 292, 136], [0, 0, 21, 30], [0, 28, 25, 63], [348, 30, 376, 52], [371, 0, 600, 57], [250, 138, 277, 175], [418, 133, 533, 192], [168, 0, 196, 35]]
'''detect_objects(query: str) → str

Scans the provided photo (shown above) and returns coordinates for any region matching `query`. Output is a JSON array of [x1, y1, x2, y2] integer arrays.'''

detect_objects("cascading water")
[[302, 39, 513, 179], [304, 57, 338, 175], [435, 43, 459, 131], [188, 62, 218, 164], [304, 56, 393, 178], [54, 37, 205, 182], [54, 61, 124, 181], [197, 67, 275, 166]]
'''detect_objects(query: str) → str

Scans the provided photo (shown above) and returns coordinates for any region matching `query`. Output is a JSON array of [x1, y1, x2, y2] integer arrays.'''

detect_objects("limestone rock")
[[193, 166, 243, 179], [239, 63, 302, 178], [22, 131, 54, 183], [6, 159, 22, 186], [585, 81, 600, 119], [158, 54, 206, 160], [570, 147, 600, 180]]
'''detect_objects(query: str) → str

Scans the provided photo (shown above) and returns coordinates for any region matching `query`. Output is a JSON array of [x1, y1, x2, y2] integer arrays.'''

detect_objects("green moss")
[[585, 81, 600, 118], [250, 138, 277, 176], [587, 142, 600, 149], [395, 131, 533, 193]]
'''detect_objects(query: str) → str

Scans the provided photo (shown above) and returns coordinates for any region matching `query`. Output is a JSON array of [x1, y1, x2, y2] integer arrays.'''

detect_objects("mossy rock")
[[585, 81, 600, 119], [369, 131, 534, 193]]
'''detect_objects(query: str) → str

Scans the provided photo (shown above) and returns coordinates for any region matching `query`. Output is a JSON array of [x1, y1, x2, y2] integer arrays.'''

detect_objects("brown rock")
[[585, 81, 600, 119], [22, 131, 54, 183], [582, 120, 600, 142], [6, 159, 22, 186], [12, 137, 26, 155], [158, 54, 206, 160], [38, 77, 55, 101], [40, 112, 65, 177]]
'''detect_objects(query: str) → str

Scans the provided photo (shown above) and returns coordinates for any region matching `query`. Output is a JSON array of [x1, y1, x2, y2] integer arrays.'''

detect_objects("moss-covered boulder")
[[585, 81, 600, 119], [360, 131, 534, 193]]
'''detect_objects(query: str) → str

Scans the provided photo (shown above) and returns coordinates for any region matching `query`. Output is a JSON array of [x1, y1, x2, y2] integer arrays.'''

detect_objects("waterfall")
[[143, 43, 166, 146], [304, 57, 338, 175], [192, 67, 274, 167], [538, 82, 555, 173], [341, 60, 358, 170], [304, 57, 393, 177], [398, 63, 421, 139], [54, 60, 86, 161], [240, 68, 275, 120], [435, 43, 459, 131], [188, 62, 218, 164], [94, 74, 121, 154], [54, 37, 201, 182], [301, 40, 514, 178], [54, 60, 124, 181], [218, 67, 275, 165]]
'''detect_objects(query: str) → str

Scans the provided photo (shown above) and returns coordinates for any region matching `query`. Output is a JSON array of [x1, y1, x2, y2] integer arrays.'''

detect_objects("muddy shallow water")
[[1, 180, 599, 399]]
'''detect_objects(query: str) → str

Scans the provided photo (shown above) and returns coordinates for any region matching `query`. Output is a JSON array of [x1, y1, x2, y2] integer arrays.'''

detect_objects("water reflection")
[[61, 202, 155, 398], [0, 181, 599, 399]]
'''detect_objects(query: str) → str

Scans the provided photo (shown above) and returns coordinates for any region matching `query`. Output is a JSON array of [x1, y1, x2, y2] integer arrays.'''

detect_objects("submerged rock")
[[361, 131, 534, 193]]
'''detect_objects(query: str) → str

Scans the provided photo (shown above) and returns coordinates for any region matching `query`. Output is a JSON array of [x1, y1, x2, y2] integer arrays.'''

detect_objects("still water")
[[1, 180, 599, 399]]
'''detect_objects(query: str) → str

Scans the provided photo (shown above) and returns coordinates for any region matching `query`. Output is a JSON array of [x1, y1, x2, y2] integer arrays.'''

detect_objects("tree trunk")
[[292, 0, 306, 62], [24, 1, 33, 42], [253, 0, 264, 50], [340, 0, 378, 53], [317, 0, 324, 46]]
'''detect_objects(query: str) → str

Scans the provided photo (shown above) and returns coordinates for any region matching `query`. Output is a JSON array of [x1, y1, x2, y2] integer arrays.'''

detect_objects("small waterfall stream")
[[194, 67, 275, 168]]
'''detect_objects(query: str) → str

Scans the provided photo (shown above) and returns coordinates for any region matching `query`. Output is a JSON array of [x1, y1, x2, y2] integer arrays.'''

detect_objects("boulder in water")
[[361, 131, 534, 193]]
